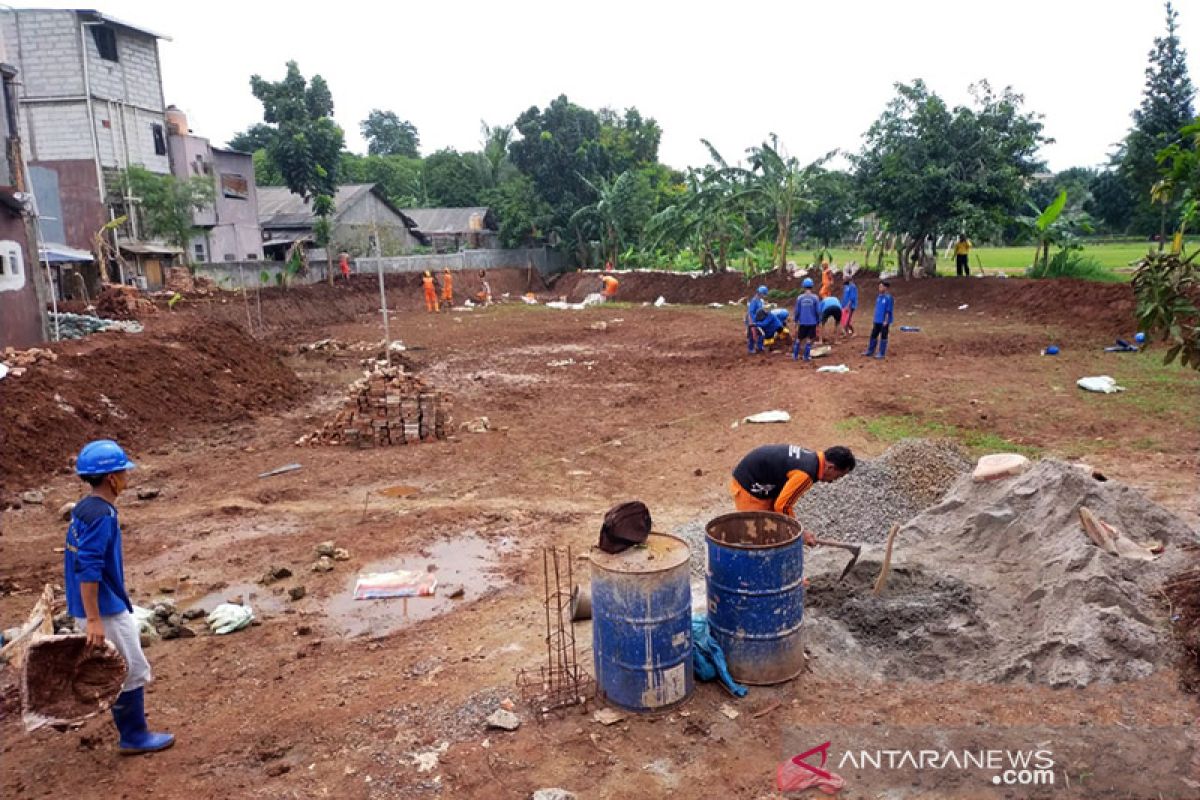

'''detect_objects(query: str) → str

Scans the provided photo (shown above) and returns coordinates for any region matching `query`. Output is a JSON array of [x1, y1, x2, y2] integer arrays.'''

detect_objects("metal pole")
[[238, 263, 252, 335], [376, 255, 391, 367]]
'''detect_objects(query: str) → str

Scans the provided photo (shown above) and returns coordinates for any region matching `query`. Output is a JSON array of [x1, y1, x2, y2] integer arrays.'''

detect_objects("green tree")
[[249, 61, 344, 283], [645, 145, 748, 272], [360, 109, 420, 158], [796, 169, 860, 248], [1088, 170, 1137, 232], [598, 107, 662, 173], [124, 166, 214, 264], [476, 121, 517, 189], [509, 96, 609, 240], [1118, 1, 1196, 237], [482, 174, 553, 248], [340, 152, 424, 206], [227, 123, 275, 153], [252, 149, 283, 186], [854, 80, 1048, 277], [569, 170, 659, 267], [422, 149, 486, 207]]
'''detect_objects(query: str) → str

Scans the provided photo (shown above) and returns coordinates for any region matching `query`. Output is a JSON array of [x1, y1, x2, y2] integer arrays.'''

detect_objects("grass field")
[[810, 240, 1189, 280]]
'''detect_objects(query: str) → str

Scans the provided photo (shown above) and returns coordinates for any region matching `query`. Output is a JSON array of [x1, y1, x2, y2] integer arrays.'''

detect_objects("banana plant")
[[1019, 190, 1068, 273]]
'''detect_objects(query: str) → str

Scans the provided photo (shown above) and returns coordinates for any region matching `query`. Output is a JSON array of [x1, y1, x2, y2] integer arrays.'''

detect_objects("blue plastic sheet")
[[691, 614, 748, 697]]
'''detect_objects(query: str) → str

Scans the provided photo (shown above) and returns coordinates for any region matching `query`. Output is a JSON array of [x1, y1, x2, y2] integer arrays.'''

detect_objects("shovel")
[[810, 538, 862, 581]]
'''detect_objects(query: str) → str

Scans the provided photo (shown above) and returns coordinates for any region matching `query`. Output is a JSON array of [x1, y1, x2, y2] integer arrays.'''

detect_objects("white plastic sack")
[[207, 602, 254, 635], [654, 296, 668, 307], [743, 410, 791, 424], [817, 364, 850, 373], [0, 363, 8, 380], [1077, 376, 1125, 394], [973, 453, 1032, 481], [582, 292, 605, 306]]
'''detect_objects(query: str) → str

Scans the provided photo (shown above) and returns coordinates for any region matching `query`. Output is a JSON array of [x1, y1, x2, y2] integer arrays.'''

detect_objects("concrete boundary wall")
[[196, 248, 568, 289]]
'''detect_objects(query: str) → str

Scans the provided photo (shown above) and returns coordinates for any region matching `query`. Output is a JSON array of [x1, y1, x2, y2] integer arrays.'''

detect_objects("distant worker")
[[745, 285, 772, 354], [819, 261, 834, 299], [66, 439, 175, 755], [954, 234, 972, 277], [819, 294, 842, 342], [421, 270, 439, 313], [338, 251, 351, 282], [840, 273, 858, 337], [476, 269, 492, 305], [863, 280, 894, 359], [601, 273, 619, 302], [441, 267, 454, 309], [604, 259, 614, 273], [792, 278, 821, 361], [730, 443, 857, 545]]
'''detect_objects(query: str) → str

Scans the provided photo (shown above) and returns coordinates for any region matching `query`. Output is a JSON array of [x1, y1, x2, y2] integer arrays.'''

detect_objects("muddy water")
[[182, 582, 288, 616], [325, 532, 514, 638]]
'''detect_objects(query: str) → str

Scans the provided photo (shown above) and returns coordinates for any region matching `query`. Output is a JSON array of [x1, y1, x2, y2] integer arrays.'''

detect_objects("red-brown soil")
[[0, 269, 1195, 799]]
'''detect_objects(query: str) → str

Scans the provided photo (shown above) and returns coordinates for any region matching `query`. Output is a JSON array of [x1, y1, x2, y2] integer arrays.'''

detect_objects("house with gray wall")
[[0, 8, 169, 281], [258, 183, 426, 261], [166, 106, 263, 264]]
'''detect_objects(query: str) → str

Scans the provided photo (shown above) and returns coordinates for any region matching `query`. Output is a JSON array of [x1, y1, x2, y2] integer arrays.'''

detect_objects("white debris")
[[486, 709, 521, 731], [654, 296, 668, 307], [743, 410, 791, 424], [593, 708, 626, 726], [973, 453, 1032, 482], [547, 358, 576, 368], [817, 364, 850, 374], [719, 703, 740, 720], [958, 304, 969, 310], [1077, 375, 1125, 394], [410, 741, 449, 772]]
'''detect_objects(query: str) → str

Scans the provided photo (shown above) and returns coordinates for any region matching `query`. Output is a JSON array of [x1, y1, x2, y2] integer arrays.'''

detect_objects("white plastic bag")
[[207, 602, 254, 635], [817, 364, 850, 373], [1077, 376, 1125, 394], [743, 410, 791, 424]]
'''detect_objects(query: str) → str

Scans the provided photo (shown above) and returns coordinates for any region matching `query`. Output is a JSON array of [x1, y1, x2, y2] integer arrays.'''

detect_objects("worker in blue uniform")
[[745, 285, 770, 354], [863, 280, 895, 359], [65, 439, 175, 755], [792, 278, 821, 361], [840, 274, 858, 336]]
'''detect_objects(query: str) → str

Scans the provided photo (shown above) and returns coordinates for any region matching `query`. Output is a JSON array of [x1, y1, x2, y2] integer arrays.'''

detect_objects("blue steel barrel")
[[705, 512, 805, 685], [590, 533, 693, 712]]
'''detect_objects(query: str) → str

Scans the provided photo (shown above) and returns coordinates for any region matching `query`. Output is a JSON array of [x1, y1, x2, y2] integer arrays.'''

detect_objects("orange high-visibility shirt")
[[422, 276, 435, 291], [602, 276, 619, 296], [819, 269, 833, 299], [442, 273, 453, 292]]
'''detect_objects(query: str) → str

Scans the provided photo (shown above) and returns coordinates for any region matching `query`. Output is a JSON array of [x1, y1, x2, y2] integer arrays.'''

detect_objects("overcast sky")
[[42, 0, 1200, 172]]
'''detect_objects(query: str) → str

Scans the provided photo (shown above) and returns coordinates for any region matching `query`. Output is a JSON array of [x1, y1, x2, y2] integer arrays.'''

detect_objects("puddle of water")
[[326, 533, 513, 638], [182, 582, 288, 616]]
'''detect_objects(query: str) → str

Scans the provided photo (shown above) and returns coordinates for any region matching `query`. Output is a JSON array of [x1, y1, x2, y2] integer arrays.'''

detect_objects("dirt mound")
[[807, 460, 1200, 687], [793, 439, 972, 543], [0, 319, 303, 493], [1164, 551, 1200, 692], [94, 285, 155, 321], [192, 267, 545, 336], [552, 269, 1135, 335]]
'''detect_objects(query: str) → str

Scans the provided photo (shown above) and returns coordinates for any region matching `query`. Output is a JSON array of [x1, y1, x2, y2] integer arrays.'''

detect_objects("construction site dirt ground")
[[2, 271, 1199, 799]]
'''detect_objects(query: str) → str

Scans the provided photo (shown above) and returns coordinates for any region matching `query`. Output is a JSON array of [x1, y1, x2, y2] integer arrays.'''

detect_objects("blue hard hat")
[[802, 278, 814, 288], [1135, 332, 1146, 344], [76, 439, 136, 476], [1044, 345, 1060, 355], [757, 285, 769, 295]]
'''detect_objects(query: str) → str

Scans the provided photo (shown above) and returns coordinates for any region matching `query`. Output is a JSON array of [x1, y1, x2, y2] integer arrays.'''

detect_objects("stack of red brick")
[[298, 366, 452, 447]]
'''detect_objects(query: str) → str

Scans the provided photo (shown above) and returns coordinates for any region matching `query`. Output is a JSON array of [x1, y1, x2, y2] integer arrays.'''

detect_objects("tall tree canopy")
[[360, 109, 421, 158], [226, 123, 275, 154], [1118, 1, 1196, 235], [854, 80, 1048, 274], [249, 61, 344, 202], [422, 149, 486, 207]]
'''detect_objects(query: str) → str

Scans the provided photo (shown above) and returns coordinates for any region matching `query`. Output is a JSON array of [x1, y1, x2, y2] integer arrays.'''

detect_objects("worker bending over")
[[601, 273, 619, 302], [730, 444, 856, 545]]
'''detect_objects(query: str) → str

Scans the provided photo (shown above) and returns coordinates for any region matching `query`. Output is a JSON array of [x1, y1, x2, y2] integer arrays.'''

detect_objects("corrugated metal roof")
[[257, 184, 376, 229], [401, 207, 496, 235]]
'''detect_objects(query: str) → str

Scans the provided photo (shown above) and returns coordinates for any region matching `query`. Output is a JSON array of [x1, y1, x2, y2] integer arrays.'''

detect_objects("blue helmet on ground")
[[1135, 332, 1146, 344], [757, 285, 769, 295], [76, 439, 136, 476], [802, 278, 814, 288], [1043, 345, 1060, 355]]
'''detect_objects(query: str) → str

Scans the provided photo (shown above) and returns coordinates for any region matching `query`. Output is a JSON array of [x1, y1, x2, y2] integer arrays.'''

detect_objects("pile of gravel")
[[792, 438, 970, 543]]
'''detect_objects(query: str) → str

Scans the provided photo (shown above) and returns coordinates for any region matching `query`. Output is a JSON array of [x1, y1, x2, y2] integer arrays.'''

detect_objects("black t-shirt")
[[732, 444, 820, 500]]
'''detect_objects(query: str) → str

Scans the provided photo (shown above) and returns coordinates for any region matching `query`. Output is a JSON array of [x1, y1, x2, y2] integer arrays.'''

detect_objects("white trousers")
[[75, 611, 152, 692]]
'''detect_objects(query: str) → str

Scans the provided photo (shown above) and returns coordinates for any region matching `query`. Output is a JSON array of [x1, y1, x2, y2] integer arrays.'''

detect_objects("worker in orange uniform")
[[729, 444, 856, 545], [441, 267, 454, 310], [818, 261, 834, 299], [421, 270, 439, 313], [338, 251, 351, 282], [601, 273, 619, 302]]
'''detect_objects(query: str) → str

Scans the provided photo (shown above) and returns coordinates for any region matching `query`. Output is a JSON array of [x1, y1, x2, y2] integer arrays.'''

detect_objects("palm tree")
[[720, 135, 828, 270]]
